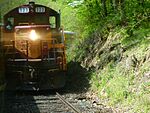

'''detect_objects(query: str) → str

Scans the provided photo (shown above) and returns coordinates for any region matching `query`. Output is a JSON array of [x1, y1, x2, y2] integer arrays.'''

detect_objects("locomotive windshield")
[[17, 14, 49, 25], [4, 2, 60, 30], [6, 17, 14, 30]]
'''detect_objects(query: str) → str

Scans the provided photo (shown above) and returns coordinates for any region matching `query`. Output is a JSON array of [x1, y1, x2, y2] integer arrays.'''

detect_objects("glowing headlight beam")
[[29, 30, 38, 41]]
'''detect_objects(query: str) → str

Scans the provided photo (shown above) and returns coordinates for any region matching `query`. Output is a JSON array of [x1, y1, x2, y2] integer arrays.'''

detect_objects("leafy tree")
[[76, 0, 150, 37], [101, 0, 107, 16]]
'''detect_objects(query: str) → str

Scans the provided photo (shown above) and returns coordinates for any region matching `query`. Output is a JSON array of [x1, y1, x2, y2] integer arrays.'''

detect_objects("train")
[[2, 1, 67, 90]]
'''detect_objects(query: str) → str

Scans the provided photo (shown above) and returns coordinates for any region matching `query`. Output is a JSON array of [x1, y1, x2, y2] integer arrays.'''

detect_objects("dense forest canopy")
[[0, 0, 150, 33], [76, 0, 150, 37]]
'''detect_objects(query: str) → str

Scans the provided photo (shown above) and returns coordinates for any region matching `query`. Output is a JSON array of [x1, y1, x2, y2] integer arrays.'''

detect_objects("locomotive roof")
[[4, 2, 59, 17]]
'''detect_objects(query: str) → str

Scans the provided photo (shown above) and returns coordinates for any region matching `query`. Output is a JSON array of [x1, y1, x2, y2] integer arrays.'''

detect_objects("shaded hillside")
[[68, 23, 150, 112], [66, 0, 150, 112]]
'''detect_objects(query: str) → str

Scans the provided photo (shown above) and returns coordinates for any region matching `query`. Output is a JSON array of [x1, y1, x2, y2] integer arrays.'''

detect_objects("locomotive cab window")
[[49, 16, 56, 28], [5, 17, 14, 31]]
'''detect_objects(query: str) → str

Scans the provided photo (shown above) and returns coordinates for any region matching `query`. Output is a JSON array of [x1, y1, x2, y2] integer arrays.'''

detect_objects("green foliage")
[[0, 0, 27, 15], [54, 0, 150, 112], [76, 0, 150, 38], [91, 63, 131, 104]]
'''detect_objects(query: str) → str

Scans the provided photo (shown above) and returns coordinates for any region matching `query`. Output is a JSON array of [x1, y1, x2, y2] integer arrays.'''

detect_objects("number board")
[[18, 7, 29, 13], [35, 7, 45, 13]]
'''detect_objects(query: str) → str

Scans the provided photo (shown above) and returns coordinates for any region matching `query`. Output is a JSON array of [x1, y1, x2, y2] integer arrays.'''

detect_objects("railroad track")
[[56, 92, 81, 113], [3, 91, 81, 113], [3, 91, 113, 113]]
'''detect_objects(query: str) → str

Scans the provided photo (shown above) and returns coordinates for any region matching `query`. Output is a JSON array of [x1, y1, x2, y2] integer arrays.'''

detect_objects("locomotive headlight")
[[29, 30, 39, 41]]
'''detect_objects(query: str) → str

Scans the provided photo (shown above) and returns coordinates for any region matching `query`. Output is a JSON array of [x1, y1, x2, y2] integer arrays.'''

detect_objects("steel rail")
[[56, 92, 81, 113]]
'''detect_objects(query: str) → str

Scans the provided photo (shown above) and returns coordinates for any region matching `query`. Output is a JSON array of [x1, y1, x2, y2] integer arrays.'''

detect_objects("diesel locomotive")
[[2, 1, 67, 90]]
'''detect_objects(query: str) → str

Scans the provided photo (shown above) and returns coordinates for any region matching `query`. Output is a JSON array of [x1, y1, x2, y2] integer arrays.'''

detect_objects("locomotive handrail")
[[60, 27, 65, 44], [7, 58, 58, 62], [15, 25, 51, 29], [52, 44, 65, 48]]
